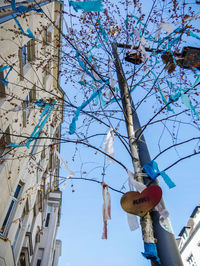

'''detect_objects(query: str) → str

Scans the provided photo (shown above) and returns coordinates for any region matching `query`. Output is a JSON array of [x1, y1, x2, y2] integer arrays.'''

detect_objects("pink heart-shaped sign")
[[120, 185, 162, 217]]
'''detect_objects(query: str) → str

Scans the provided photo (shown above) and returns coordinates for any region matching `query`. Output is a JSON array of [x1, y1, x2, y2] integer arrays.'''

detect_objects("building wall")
[[177, 206, 200, 266], [0, 1, 64, 265]]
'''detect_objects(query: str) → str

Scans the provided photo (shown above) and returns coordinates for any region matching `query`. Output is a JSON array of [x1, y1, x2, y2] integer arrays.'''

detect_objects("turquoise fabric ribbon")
[[69, 84, 106, 134], [7, 100, 56, 148], [69, 0, 103, 12], [12, 15, 34, 38], [167, 81, 199, 119], [143, 160, 176, 189], [76, 50, 103, 83], [11, 0, 43, 13], [0, 65, 12, 86], [97, 17, 108, 42], [142, 243, 161, 264]]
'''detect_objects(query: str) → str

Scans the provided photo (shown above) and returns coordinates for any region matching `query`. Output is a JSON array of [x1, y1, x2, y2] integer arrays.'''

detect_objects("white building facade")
[[0, 1, 64, 265], [177, 206, 200, 266]]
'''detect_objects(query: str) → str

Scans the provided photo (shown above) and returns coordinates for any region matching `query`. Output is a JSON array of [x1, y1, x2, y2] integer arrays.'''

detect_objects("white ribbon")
[[102, 184, 111, 239], [126, 169, 146, 231], [128, 169, 146, 192], [104, 128, 115, 163], [54, 149, 74, 178]]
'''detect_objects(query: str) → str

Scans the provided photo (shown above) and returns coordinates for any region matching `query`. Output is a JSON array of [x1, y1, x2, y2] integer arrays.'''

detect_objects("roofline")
[[178, 226, 191, 237], [190, 205, 200, 218], [0, 0, 63, 24]]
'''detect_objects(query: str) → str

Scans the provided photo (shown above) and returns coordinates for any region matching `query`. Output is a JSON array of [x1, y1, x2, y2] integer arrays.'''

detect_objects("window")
[[44, 28, 52, 46], [37, 260, 41, 266], [37, 248, 44, 266], [43, 60, 51, 89], [34, 190, 43, 216], [182, 230, 188, 240], [0, 127, 10, 157], [0, 182, 23, 235], [45, 213, 50, 227], [0, 68, 5, 98], [19, 40, 35, 77], [22, 86, 36, 127], [187, 254, 197, 266], [22, 40, 35, 67]]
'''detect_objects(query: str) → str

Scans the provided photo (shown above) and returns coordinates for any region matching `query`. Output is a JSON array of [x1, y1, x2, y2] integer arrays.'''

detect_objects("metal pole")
[[112, 43, 183, 266]]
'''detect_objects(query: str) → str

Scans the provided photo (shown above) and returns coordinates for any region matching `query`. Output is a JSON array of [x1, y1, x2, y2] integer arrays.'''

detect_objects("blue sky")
[[57, 1, 200, 265]]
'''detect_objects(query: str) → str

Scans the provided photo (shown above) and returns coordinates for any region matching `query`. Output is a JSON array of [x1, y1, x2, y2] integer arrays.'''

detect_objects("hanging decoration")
[[120, 185, 162, 217], [101, 183, 111, 239], [12, 15, 35, 38], [53, 148, 74, 178], [69, 84, 106, 134], [167, 81, 199, 119], [69, 0, 103, 12], [103, 128, 115, 163], [0, 65, 12, 86], [126, 169, 146, 231], [127, 213, 139, 231], [142, 243, 161, 264], [7, 100, 56, 148], [97, 16, 108, 42], [143, 160, 176, 189]]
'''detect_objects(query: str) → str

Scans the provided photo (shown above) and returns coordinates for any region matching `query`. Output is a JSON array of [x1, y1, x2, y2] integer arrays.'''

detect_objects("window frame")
[[0, 182, 24, 236], [20, 40, 35, 76], [22, 85, 36, 127]]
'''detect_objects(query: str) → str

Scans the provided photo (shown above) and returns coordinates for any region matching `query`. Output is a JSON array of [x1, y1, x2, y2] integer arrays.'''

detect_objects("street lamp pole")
[[112, 43, 183, 266]]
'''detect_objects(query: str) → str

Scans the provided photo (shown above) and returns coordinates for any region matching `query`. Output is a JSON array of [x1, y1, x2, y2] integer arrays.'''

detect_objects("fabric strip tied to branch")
[[69, 84, 106, 134], [7, 100, 56, 148], [12, 15, 34, 38], [69, 0, 103, 12], [53, 148, 74, 178], [104, 128, 115, 163], [102, 183, 111, 239], [143, 160, 175, 189], [0, 65, 12, 86]]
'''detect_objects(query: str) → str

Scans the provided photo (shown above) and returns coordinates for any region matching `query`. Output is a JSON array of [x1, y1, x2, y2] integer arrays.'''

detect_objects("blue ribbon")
[[181, 94, 199, 119], [11, 0, 43, 13], [7, 100, 56, 148], [142, 243, 161, 264], [0, 65, 12, 86], [69, 84, 106, 134], [97, 17, 108, 42], [12, 15, 34, 38], [143, 160, 176, 189], [76, 50, 105, 84], [150, 71, 174, 112], [69, 0, 103, 12]]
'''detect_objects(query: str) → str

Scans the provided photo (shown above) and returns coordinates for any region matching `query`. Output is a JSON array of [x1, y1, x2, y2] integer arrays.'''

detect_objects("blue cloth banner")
[[168, 91, 181, 103], [150, 71, 174, 112], [12, 15, 34, 38], [7, 100, 56, 148], [0, 65, 12, 86], [97, 17, 108, 42], [142, 243, 161, 264], [143, 160, 176, 189], [181, 94, 199, 119], [11, 0, 43, 13], [69, 84, 106, 134], [76, 50, 106, 84], [69, 0, 103, 12]]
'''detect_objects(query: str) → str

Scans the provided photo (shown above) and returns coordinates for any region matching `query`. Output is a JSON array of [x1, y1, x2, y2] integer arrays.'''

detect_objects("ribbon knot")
[[143, 160, 175, 189]]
